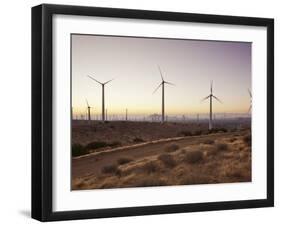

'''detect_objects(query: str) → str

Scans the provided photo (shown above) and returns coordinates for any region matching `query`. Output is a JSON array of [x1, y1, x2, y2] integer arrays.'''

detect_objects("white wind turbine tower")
[[86, 99, 92, 121], [153, 66, 175, 123], [248, 88, 252, 114], [201, 81, 222, 130], [88, 75, 114, 122]]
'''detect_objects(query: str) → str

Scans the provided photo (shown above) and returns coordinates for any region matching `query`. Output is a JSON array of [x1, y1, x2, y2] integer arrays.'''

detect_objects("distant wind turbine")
[[201, 81, 222, 130], [88, 75, 114, 122], [153, 66, 175, 123], [248, 88, 252, 113], [86, 99, 92, 121]]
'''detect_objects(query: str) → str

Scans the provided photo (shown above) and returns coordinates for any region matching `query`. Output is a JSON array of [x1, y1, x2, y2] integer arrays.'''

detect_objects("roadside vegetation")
[[72, 130, 251, 189]]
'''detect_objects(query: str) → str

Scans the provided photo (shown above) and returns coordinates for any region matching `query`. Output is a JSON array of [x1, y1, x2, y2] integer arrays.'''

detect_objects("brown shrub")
[[183, 150, 204, 164], [102, 164, 119, 174], [243, 134, 251, 146], [158, 154, 176, 168], [165, 143, 180, 152], [141, 161, 159, 174], [178, 130, 192, 136], [229, 137, 237, 143], [192, 130, 203, 136], [85, 141, 121, 151], [72, 143, 88, 157], [133, 137, 145, 143], [216, 143, 229, 152], [117, 157, 133, 165]]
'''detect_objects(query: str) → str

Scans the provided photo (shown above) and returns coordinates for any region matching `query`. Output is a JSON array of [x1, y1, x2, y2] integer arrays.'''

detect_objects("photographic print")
[[32, 4, 273, 221], [71, 34, 252, 190]]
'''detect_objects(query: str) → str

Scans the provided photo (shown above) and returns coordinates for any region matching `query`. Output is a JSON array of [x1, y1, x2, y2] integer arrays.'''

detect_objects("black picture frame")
[[32, 4, 274, 222]]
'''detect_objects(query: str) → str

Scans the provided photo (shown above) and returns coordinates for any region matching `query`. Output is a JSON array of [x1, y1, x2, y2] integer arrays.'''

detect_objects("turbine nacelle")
[[88, 75, 114, 86], [153, 66, 175, 94], [85, 99, 92, 108], [201, 81, 222, 103]]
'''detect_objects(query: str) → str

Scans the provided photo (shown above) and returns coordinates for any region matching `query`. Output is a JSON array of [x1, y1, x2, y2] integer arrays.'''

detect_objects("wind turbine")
[[153, 66, 175, 123], [248, 88, 252, 113], [201, 81, 222, 130], [86, 99, 92, 121], [88, 76, 114, 122]]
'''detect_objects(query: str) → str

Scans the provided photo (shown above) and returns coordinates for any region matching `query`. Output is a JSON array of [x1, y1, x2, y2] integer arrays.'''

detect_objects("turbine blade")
[[211, 80, 213, 94], [153, 83, 162, 94], [248, 88, 252, 98], [86, 99, 89, 107], [88, 75, 102, 85], [158, 65, 164, 81], [164, 81, 175, 86], [104, 78, 114, 85], [213, 95, 222, 103], [248, 105, 252, 113], [201, 95, 210, 102]]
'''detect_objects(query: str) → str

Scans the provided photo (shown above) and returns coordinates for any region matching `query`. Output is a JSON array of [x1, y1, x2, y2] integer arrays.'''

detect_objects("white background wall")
[[0, 0, 278, 225]]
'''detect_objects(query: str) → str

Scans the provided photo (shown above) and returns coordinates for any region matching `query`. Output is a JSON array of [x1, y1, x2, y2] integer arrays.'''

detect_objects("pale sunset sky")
[[71, 34, 251, 116]]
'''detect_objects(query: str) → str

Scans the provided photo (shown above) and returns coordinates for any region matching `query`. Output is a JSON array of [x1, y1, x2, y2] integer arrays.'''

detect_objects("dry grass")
[[134, 175, 167, 187], [141, 161, 159, 174], [222, 162, 251, 181], [72, 130, 252, 190], [179, 171, 213, 185]]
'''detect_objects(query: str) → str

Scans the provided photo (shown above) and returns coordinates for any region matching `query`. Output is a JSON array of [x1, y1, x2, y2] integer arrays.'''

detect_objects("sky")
[[71, 34, 251, 117]]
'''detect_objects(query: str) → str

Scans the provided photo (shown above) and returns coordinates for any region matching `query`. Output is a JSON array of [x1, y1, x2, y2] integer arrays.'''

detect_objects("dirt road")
[[72, 132, 237, 179]]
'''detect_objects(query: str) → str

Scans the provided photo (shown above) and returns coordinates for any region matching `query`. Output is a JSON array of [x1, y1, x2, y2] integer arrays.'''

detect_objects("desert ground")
[[72, 120, 251, 190]]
